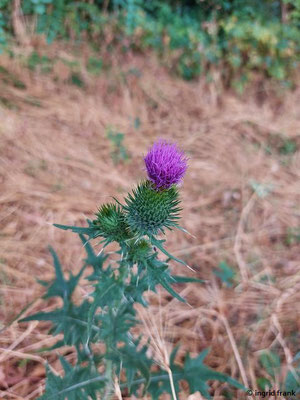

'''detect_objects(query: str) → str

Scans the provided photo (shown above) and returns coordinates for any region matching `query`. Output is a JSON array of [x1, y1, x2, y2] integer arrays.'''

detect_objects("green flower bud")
[[125, 238, 152, 264], [123, 181, 181, 237], [93, 203, 132, 244]]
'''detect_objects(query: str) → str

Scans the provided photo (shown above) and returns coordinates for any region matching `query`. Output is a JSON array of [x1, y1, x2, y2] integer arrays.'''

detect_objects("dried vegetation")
[[0, 43, 299, 399]]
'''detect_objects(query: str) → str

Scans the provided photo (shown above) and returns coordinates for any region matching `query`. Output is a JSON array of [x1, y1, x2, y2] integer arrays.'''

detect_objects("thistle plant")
[[21, 140, 244, 399]]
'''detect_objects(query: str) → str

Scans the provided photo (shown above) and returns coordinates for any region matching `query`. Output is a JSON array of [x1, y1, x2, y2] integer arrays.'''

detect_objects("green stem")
[[103, 358, 113, 400], [103, 258, 127, 400]]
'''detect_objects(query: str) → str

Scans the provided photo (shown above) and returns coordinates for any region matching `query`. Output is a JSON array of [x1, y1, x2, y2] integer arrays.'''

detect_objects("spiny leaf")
[[49, 246, 64, 283], [149, 235, 187, 267], [59, 355, 73, 374], [129, 350, 245, 400], [143, 257, 186, 302], [42, 247, 85, 300], [108, 340, 152, 395], [20, 301, 101, 350], [53, 220, 99, 241], [38, 349, 245, 400], [171, 275, 204, 284], [54, 223, 95, 235], [123, 272, 150, 307], [90, 267, 123, 308], [99, 305, 137, 345], [78, 234, 107, 273], [182, 351, 246, 398], [38, 360, 106, 400]]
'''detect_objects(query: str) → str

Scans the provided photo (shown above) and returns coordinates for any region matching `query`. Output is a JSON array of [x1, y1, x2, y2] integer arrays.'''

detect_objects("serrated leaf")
[[108, 340, 152, 395], [78, 234, 107, 274], [123, 271, 150, 307], [182, 351, 245, 397], [53, 221, 99, 241], [130, 349, 245, 399], [42, 247, 85, 300], [20, 301, 101, 351], [150, 235, 187, 267], [157, 277, 186, 303], [99, 305, 136, 345], [38, 360, 106, 400], [59, 355, 73, 374], [91, 267, 123, 308], [171, 275, 204, 284], [145, 371, 178, 400], [36, 279, 49, 287], [144, 258, 186, 302]]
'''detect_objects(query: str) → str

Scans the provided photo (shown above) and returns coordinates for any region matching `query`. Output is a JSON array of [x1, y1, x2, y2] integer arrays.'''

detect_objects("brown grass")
[[0, 42, 299, 399]]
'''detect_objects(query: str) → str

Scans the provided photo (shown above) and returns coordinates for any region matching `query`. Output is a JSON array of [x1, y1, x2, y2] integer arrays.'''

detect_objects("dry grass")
[[0, 42, 299, 399]]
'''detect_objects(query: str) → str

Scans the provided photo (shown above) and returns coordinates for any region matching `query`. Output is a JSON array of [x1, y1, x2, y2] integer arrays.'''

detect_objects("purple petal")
[[144, 140, 188, 189]]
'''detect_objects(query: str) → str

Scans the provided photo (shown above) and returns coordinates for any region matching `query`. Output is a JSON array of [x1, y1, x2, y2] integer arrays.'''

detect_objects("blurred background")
[[0, 1, 299, 398]]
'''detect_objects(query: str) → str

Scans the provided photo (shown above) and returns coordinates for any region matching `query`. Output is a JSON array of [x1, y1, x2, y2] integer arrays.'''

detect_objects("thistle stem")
[[103, 358, 113, 400]]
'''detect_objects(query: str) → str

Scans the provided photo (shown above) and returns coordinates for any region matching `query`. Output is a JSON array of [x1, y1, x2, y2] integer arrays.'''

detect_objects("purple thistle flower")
[[144, 140, 188, 190]]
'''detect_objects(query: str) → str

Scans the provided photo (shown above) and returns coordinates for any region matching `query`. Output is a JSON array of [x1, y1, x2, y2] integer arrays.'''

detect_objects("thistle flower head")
[[125, 238, 152, 264], [93, 203, 132, 244], [124, 181, 181, 237], [144, 140, 188, 190]]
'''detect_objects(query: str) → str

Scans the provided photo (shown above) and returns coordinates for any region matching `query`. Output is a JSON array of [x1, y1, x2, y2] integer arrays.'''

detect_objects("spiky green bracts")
[[125, 238, 152, 264], [93, 203, 132, 245], [123, 181, 181, 237]]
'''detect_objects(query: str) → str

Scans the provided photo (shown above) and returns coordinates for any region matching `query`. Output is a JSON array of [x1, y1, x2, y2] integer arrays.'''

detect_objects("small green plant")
[[279, 138, 298, 155], [87, 56, 103, 75], [0, 65, 26, 89], [284, 227, 300, 246], [107, 128, 130, 164], [27, 51, 53, 73], [20, 140, 245, 399], [0, 0, 11, 52], [257, 349, 300, 395], [285, 351, 300, 394], [70, 72, 84, 87], [213, 261, 236, 287]]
